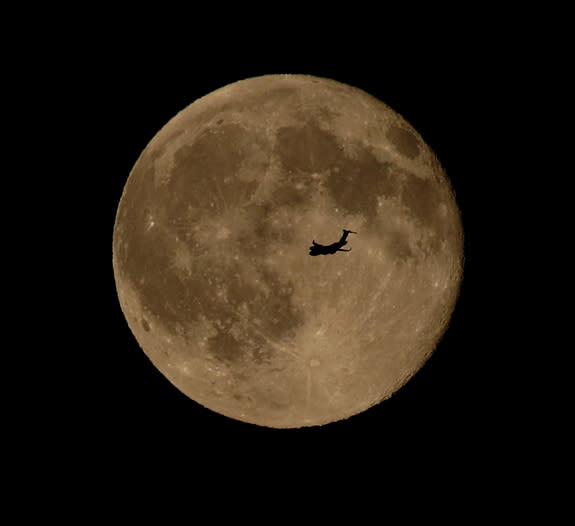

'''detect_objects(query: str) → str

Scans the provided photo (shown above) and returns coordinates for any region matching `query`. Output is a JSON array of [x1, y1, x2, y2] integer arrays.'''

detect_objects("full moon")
[[112, 74, 463, 428]]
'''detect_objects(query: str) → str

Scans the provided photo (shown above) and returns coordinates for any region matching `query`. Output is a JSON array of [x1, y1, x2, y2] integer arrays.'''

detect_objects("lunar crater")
[[386, 124, 421, 159]]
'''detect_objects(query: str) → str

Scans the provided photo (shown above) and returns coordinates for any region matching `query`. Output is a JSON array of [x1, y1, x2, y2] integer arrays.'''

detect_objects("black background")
[[51, 15, 531, 497], [2, 4, 560, 519]]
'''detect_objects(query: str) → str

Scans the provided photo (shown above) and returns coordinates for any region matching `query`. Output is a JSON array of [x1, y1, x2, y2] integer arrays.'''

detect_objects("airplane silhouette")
[[309, 229, 357, 256]]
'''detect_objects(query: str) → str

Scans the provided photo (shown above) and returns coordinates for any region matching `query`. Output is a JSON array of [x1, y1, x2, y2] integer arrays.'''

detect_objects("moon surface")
[[112, 74, 463, 428]]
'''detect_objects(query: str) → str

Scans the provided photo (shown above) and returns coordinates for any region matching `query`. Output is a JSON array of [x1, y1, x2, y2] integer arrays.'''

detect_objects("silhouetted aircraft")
[[309, 229, 357, 256]]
